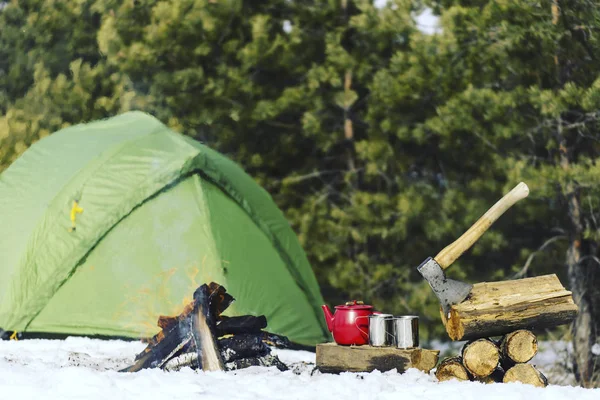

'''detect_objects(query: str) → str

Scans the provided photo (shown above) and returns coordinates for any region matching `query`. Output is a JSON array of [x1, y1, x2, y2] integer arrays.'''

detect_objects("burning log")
[[191, 292, 224, 371], [122, 282, 289, 373]]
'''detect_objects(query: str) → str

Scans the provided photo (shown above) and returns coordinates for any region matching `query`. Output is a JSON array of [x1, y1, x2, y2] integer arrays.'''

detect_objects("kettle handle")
[[355, 315, 370, 339]]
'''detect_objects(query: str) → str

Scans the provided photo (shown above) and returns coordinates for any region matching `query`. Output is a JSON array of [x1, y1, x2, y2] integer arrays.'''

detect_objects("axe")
[[417, 182, 530, 316]]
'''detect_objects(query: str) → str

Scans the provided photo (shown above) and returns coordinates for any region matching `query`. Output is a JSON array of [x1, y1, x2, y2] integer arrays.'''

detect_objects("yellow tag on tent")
[[69, 200, 84, 232]]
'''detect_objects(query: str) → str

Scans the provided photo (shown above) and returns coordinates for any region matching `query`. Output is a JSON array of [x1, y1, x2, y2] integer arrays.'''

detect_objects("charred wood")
[[123, 282, 290, 373], [162, 352, 198, 372], [218, 334, 270, 363], [191, 284, 224, 371], [261, 331, 293, 349], [123, 318, 193, 372], [216, 315, 267, 336], [225, 354, 288, 372]]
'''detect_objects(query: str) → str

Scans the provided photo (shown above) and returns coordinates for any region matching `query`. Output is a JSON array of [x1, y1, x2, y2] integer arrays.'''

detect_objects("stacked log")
[[441, 274, 577, 341], [435, 329, 547, 387], [121, 282, 289, 373], [435, 357, 470, 382]]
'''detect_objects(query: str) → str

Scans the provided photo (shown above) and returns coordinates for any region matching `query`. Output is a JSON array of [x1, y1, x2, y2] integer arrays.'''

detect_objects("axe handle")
[[435, 182, 529, 270]]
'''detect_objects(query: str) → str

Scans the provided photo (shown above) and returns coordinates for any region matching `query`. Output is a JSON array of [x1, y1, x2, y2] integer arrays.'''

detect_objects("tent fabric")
[[0, 111, 328, 345]]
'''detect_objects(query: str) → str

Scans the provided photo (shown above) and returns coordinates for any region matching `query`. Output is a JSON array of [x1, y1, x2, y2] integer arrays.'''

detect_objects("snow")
[[374, 0, 442, 35], [1, 337, 598, 399]]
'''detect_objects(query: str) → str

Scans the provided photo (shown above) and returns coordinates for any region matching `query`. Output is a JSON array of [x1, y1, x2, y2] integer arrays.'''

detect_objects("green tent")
[[0, 111, 328, 345]]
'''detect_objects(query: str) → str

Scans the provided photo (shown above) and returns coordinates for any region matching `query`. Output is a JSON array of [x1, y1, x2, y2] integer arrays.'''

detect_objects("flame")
[[112, 259, 229, 338]]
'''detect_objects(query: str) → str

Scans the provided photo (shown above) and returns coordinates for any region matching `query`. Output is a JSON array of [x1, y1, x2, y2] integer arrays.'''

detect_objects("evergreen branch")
[[472, 129, 498, 151], [264, 120, 301, 130], [513, 235, 567, 278], [279, 169, 344, 184], [578, 255, 600, 267]]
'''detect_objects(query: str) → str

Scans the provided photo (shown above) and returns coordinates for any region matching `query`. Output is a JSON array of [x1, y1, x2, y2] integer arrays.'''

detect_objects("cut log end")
[[435, 357, 470, 382], [501, 330, 538, 364], [462, 339, 500, 378], [503, 363, 548, 387]]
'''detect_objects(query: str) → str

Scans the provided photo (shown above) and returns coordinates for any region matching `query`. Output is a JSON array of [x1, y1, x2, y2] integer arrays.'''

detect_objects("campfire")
[[122, 282, 289, 372]]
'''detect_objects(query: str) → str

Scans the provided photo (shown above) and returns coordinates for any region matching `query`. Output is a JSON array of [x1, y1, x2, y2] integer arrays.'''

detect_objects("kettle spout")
[[321, 305, 334, 332]]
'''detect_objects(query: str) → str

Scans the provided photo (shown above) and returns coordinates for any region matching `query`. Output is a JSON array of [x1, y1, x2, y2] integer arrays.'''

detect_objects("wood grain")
[[441, 274, 578, 341], [435, 357, 471, 382], [461, 339, 500, 378], [316, 343, 439, 374], [500, 330, 538, 364], [503, 363, 548, 387]]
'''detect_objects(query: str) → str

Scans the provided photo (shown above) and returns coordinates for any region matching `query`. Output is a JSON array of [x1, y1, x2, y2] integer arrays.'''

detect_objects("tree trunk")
[[557, 117, 600, 386], [552, 3, 600, 386]]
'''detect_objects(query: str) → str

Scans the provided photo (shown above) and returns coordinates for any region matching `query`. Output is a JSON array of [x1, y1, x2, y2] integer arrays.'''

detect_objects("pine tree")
[[0, 0, 125, 169]]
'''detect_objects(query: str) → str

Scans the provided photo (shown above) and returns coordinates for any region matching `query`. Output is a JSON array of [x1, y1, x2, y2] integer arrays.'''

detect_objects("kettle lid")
[[334, 300, 373, 310]]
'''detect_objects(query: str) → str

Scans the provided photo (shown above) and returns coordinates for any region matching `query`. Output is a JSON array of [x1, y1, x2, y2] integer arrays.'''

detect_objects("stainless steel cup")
[[368, 313, 395, 346], [393, 316, 419, 348]]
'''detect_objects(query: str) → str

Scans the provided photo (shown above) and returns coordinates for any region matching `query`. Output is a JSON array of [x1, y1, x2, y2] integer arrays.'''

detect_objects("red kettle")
[[321, 300, 373, 345]]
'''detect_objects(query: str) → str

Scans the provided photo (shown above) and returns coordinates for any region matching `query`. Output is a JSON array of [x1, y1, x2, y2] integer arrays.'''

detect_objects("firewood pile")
[[121, 282, 289, 373], [435, 329, 547, 387]]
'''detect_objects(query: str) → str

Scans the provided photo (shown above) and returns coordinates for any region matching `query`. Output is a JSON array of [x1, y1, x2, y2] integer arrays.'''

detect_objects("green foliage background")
[[2, 1, 600, 380]]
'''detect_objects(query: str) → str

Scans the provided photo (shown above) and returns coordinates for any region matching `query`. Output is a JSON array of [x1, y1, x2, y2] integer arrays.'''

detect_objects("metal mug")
[[393, 316, 419, 349], [368, 313, 395, 346]]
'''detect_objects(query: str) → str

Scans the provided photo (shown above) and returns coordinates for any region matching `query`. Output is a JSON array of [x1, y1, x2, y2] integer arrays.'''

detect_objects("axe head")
[[417, 257, 473, 317]]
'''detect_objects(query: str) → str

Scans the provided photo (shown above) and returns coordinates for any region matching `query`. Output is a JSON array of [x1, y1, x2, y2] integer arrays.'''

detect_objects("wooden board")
[[316, 343, 439, 374], [441, 274, 578, 341]]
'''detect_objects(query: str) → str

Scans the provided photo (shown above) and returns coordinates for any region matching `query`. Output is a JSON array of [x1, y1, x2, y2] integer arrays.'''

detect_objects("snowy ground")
[[1, 337, 598, 399]]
